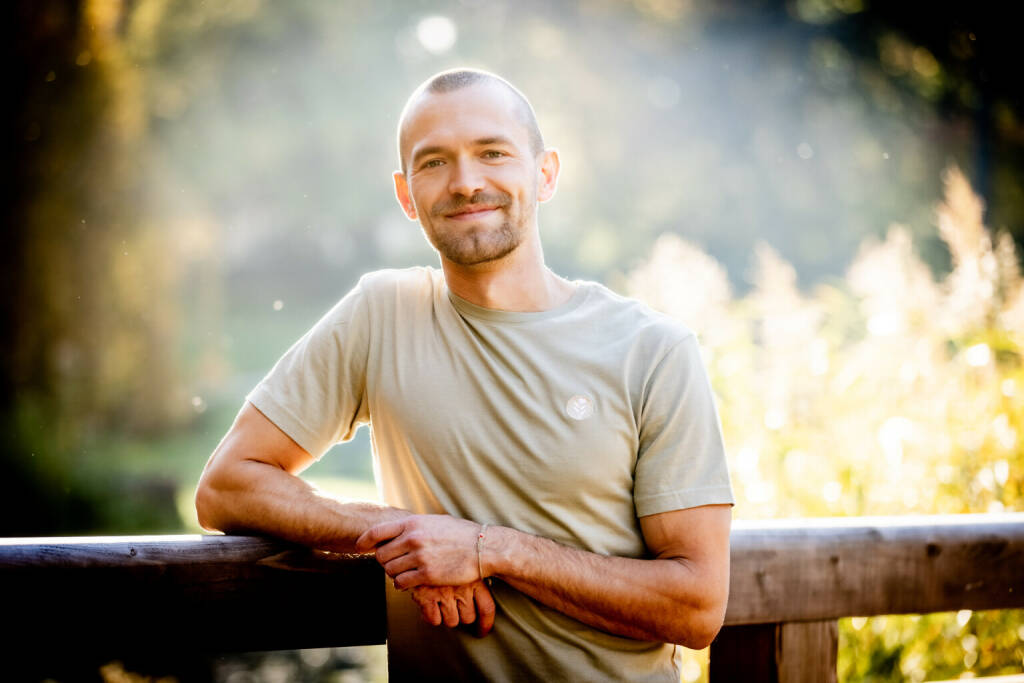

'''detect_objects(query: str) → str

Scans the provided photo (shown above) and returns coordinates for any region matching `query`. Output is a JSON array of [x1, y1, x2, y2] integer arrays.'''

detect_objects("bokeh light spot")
[[417, 16, 457, 54], [964, 343, 991, 367]]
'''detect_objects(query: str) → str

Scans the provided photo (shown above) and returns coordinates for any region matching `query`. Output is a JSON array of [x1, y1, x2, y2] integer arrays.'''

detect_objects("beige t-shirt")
[[247, 266, 734, 682]]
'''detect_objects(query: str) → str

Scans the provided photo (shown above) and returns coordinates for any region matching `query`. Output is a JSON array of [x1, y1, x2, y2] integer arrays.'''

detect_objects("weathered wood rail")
[[711, 514, 1024, 682], [2, 514, 1022, 680]]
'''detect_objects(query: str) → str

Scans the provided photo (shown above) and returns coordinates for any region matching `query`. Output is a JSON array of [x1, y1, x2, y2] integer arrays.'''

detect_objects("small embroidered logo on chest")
[[565, 394, 595, 421]]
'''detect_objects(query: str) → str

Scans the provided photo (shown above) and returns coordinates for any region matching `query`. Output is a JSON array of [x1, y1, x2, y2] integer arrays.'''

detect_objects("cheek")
[[492, 169, 535, 198], [410, 184, 441, 214]]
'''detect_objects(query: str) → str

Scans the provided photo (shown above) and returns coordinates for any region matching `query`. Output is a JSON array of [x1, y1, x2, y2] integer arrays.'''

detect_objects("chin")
[[442, 242, 521, 267], [428, 223, 523, 267]]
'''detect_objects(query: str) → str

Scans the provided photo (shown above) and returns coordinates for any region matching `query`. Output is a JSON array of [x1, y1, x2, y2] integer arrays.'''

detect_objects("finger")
[[474, 583, 496, 637], [439, 596, 460, 628], [393, 569, 426, 591], [355, 521, 404, 552], [382, 553, 419, 578], [375, 539, 411, 566], [419, 599, 442, 626], [455, 589, 476, 625]]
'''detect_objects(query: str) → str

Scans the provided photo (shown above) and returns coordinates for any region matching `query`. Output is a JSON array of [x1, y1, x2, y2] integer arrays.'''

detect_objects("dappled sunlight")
[[839, 609, 1024, 682]]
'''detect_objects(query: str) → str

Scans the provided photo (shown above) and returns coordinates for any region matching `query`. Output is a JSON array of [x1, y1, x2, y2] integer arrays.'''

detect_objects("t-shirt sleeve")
[[633, 333, 735, 517], [245, 281, 371, 460]]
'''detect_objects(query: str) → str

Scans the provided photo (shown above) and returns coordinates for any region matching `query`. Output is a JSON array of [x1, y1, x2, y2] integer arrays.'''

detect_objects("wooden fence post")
[[710, 620, 838, 683], [776, 620, 838, 683]]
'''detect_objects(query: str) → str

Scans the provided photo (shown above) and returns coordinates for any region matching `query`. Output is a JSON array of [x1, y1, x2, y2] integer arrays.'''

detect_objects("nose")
[[447, 158, 486, 197]]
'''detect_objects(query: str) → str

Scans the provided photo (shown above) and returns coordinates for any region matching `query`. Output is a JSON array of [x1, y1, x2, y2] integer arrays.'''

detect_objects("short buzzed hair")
[[397, 69, 545, 174]]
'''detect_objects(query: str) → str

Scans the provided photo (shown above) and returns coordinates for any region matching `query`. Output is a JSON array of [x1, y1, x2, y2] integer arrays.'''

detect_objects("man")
[[195, 68, 734, 681]]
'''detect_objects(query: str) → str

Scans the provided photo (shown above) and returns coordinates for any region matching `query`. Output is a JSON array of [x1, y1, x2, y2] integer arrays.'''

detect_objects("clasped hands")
[[355, 514, 496, 637]]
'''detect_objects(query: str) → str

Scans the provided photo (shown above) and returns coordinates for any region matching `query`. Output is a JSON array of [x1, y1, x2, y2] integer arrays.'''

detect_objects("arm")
[[195, 401, 410, 550], [357, 503, 731, 649], [490, 505, 731, 648], [196, 401, 496, 635]]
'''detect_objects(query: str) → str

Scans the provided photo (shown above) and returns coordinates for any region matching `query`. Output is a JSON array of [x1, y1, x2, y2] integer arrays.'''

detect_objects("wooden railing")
[[710, 514, 1024, 682], [2, 514, 1022, 680]]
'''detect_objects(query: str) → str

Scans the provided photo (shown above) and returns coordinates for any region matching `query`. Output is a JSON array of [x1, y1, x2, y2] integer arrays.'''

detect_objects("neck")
[[441, 234, 575, 312]]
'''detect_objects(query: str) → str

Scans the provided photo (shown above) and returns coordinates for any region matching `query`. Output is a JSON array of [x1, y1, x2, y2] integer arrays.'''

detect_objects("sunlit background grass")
[[7, 0, 1024, 680]]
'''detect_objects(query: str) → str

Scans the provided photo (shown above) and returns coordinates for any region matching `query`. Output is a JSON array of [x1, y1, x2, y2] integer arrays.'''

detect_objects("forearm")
[[483, 526, 726, 648], [358, 507, 731, 646], [196, 458, 409, 552]]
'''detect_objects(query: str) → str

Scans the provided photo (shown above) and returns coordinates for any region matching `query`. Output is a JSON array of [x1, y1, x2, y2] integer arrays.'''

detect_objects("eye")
[[482, 150, 507, 159], [420, 158, 445, 170]]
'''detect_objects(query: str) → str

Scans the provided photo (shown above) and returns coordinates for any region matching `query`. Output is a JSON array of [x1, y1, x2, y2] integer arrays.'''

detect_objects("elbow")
[[662, 556, 730, 648], [678, 613, 724, 650], [665, 592, 728, 649], [194, 478, 217, 532], [194, 466, 230, 532]]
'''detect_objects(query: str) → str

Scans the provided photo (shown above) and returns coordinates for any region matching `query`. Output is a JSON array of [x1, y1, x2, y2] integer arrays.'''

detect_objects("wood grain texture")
[[776, 620, 838, 683], [725, 514, 1024, 624], [710, 621, 839, 683]]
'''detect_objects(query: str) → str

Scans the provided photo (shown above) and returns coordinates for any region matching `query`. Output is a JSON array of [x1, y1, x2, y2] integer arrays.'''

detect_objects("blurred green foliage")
[[839, 610, 1024, 682]]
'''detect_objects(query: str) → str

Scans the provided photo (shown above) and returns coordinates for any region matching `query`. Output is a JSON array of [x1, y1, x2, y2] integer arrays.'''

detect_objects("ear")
[[536, 148, 560, 203], [393, 171, 418, 220]]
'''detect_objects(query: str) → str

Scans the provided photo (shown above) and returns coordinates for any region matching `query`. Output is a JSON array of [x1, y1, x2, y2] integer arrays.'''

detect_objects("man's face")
[[395, 84, 544, 267]]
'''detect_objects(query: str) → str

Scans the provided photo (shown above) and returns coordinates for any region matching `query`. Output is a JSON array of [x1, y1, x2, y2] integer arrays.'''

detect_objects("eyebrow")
[[411, 136, 518, 166], [473, 136, 516, 147]]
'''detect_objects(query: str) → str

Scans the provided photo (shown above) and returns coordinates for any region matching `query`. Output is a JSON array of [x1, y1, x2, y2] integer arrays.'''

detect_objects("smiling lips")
[[446, 206, 499, 220]]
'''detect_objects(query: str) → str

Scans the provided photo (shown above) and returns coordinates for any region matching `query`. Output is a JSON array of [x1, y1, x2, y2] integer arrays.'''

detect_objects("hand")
[[410, 580, 496, 638], [355, 514, 481, 589]]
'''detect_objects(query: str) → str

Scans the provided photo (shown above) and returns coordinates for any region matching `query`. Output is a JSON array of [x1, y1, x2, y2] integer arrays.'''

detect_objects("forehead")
[[400, 84, 532, 162]]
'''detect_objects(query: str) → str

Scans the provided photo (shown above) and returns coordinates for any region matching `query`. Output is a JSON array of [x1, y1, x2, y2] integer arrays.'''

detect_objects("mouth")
[[445, 206, 499, 220]]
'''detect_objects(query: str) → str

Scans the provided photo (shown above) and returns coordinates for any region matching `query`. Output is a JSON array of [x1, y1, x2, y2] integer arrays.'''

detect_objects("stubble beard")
[[427, 217, 519, 266], [423, 192, 534, 267]]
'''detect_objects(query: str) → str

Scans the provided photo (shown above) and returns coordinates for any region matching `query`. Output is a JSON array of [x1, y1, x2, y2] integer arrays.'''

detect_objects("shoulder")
[[350, 266, 445, 310], [356, 266, 441, 297], [311, 267, 440, 330], [576, 280, 696, 350]]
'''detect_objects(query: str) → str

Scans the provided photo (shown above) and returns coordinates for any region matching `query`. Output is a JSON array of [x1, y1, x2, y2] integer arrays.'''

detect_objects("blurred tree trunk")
[[3, 0, 188, 533]]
